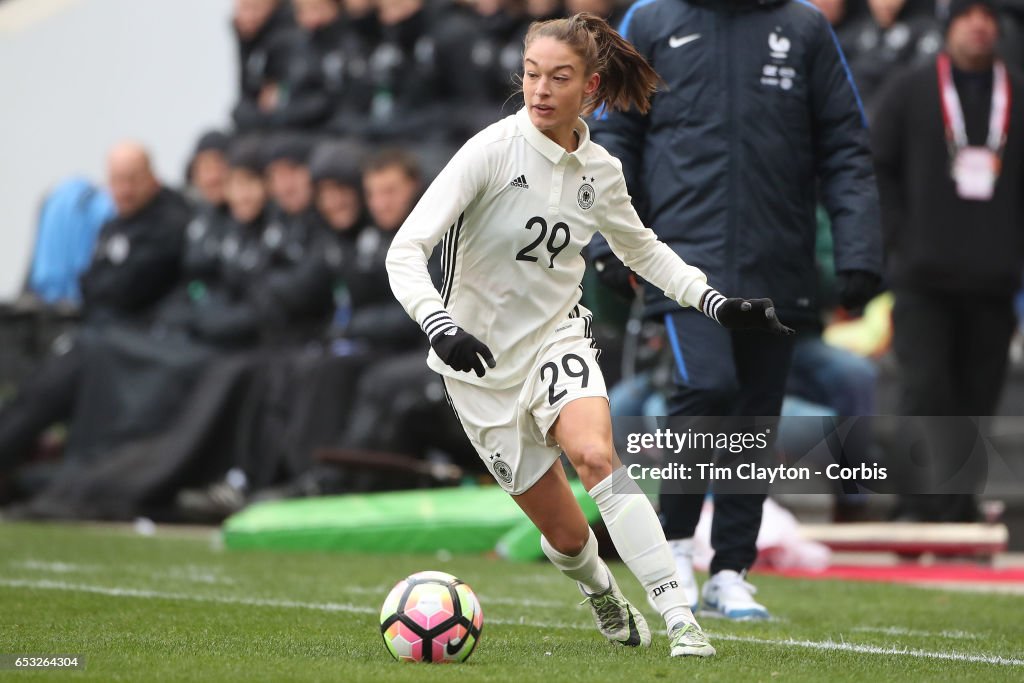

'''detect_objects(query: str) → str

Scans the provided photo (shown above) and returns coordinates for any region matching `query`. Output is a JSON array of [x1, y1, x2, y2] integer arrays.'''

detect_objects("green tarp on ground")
[[222, 481, 599, 561]]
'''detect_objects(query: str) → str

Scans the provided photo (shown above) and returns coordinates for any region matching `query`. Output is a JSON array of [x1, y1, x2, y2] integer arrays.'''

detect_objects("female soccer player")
[[386, 12, 791, 658]]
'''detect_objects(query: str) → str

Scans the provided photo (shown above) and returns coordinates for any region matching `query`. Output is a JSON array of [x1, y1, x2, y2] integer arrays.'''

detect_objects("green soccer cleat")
[[668, 621, 716, 658], [578, 571, 652, 647]]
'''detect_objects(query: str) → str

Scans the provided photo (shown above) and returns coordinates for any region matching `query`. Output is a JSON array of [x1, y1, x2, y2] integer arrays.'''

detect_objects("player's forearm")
[[387, 240, 442, 317], [618, 239, 710, 310]]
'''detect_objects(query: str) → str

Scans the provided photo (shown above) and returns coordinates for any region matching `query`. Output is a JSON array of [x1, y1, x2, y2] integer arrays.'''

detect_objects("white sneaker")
[[668, 620, 716, 657], [700, 570, 770, 620], [579, 570, 652, 647], [646, 538, 699, 613]]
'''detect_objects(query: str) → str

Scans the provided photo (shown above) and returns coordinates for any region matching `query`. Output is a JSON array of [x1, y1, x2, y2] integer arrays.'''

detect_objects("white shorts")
[[443, 317, 607, 495]]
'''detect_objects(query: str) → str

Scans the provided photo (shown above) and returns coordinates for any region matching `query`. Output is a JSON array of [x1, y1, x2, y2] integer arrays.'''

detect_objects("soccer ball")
[[379, 570, 484, 663]]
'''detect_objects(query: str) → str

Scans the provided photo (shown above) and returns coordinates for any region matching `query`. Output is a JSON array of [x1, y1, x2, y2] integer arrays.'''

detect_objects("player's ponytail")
[[524, 12, 659, 115], [580, 13, 660, 115]]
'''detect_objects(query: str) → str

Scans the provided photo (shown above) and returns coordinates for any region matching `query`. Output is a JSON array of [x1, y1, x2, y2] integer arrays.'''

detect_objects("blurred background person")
[[872, 0, 1024, 522], [159, 138, 259, 339], [0, 142, 189, 492], [266, 147, 464, 501], [810, 0, 846, 26], [564, 0, 624, 25], [238, 147, 421, 500], [178, 146, 428, 516], [265, 133, 316, 221], [838, 0, 944, 114], [362, 147, 422, 234], [309, 141, 379, 344], [80, 142, 189, 323], [243, 0, 379, 133], [231, 0, 295, 133], [361, 0, 490, 160], [21, 136, 337, 521], [465, 0, 531, 124], [323, 148, 426, 360], [526, 0, 564, 23], [591, 0, 883, 619], [183, 130, 231, 213], [188, 135, 332, 348], [311, 140, 369, 239]]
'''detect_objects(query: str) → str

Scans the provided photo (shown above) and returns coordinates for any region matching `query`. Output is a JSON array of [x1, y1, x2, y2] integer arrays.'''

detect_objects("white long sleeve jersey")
[[386, 108, 712, 389]]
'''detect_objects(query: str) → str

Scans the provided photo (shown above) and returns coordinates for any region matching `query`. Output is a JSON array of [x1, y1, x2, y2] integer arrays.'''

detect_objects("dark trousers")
[[893, 289, 1015, 416], [345, 352, 477, 467], [892, 289, 1016, 521], [658, 308, 795, 575], [0, 345, 82, 472]]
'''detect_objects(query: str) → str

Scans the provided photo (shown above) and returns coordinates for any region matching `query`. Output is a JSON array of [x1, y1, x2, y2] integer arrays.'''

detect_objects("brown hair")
[[361, 147, 422, 184], [523, 12, 660, 115]]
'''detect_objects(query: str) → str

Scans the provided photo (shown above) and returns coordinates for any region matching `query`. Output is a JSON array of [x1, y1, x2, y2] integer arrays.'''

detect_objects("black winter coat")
[[152, 204, 235, 333], [361, 6, 491, 144], [872, 59, 1024, 296], [837, 13, 942, 115], [80, 188, 190, 321], [590, 0, 882, 323], [327, 225, 423, 351], [233, 5, 295, 132], [188, 207, 336, 346], [235, 18, 378, 133]]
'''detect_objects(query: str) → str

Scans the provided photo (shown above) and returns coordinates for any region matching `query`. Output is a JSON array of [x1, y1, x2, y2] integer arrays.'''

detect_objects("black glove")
[[837, 270, 881, 312], [701, 289, 795, 335], [423, 311, 496, 377], [594, 256, 638, 300]]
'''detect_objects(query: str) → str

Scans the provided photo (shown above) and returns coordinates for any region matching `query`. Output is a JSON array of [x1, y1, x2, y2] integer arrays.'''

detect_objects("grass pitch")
[[1, 522, 1022, 682]]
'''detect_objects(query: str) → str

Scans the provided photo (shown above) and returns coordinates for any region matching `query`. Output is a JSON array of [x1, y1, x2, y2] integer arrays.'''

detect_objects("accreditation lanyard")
[[937, 52, 1010, 157]]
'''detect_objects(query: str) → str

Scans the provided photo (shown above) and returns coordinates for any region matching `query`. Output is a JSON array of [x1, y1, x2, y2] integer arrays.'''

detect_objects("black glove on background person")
[[422, 310, 496, 377], [594, 255, 637, 300], [837, 270, 881, 312], [701, 289, 795, 335]]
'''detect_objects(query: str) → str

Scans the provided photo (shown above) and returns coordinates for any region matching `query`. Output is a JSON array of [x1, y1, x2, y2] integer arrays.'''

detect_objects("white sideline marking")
[[0, 578, 375, 614], [9, 560, 235, 585], [470, 595, 565, 609], [156, 566, 235, 586], [1, 577, 1021, 668], [852, 626, 980, 641], [10, 560, 98, 574], [505, 574, 564, 586], [707, 633, 1024, 668], [341, 584, 563, 608]]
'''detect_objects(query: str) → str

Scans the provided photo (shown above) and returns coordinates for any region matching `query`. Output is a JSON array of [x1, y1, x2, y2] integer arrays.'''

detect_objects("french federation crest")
[[578, 176, 596, 210]]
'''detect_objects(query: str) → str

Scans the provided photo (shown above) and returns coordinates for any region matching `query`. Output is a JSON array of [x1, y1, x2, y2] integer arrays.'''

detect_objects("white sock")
[[541, 527, 611, 595], [589, 468, 697, 632]]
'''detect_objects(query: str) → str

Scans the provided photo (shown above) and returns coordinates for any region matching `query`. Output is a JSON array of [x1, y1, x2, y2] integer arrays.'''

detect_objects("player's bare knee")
[[569, 442, 613, 486], [546, 528, 589, 556]]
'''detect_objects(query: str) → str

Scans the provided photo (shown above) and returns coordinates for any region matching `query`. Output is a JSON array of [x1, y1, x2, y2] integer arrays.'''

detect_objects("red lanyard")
[[937, 52, 1011, 153]]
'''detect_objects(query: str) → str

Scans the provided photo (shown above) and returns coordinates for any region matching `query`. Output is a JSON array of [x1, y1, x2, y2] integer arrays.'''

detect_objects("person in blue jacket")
[[589, 0, 883, 619]]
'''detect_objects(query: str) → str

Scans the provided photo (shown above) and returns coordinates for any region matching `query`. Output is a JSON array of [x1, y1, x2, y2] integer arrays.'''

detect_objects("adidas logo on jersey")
[[509, 175, 529, 189]]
